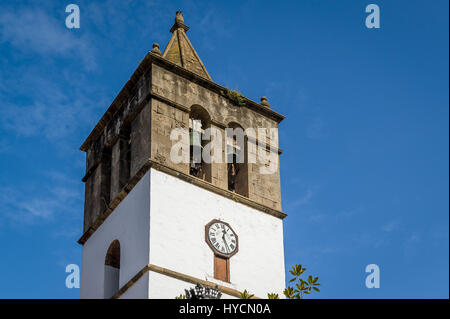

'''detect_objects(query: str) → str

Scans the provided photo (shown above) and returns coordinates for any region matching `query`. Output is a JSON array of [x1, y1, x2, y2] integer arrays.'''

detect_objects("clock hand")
[[222, 231, 230, 253]]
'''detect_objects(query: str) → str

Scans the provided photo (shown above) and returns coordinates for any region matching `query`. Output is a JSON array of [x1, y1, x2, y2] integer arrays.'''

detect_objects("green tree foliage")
[[226, 89, 247, 106], [239, 289, 254, 299], [178, 264, 320, 299], [283, 264, 320, 299]]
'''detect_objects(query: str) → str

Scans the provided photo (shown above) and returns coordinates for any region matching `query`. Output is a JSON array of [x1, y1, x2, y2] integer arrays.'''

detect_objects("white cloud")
[[381, 220, 400, 233], [0, 67, 106, 154], [307, 117, 325, 139], [0, 7, 96, 69], [287, 187, 316, 209], [335, 206, 364, 219], [407, 233, 420, 243], [307, 206, 364, 224], [0, 172, 82, 224], [309, 213, 325, 222]]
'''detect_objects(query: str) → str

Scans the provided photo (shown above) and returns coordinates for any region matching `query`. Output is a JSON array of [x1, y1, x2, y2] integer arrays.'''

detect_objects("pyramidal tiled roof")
[[161, 10, 212, 81]]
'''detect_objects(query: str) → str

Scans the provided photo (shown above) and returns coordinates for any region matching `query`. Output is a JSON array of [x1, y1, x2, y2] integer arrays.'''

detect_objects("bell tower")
[[79, 10, 287, 299]]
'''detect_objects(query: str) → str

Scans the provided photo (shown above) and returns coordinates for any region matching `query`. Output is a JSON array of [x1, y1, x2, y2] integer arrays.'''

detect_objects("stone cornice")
[[111, 263, 260, 299], [80, 52, 285, 152], [78, 159, 287, 245], [150, 91, 190, 112], [151, 53, 286, 123]]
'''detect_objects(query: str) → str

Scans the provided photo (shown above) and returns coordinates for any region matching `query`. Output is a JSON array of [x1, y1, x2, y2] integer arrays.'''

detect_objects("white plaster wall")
[[80, 171, 151, 299], [148, 271, 237, 299], [104, 265, 120, 299], [81, 168, 285, 299], [149, 168, 285, 298], [120, 273, 150, 299]]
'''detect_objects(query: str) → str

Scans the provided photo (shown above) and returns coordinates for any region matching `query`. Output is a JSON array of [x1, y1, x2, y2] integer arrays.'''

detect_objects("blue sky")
[[0, 0, 448, 298]]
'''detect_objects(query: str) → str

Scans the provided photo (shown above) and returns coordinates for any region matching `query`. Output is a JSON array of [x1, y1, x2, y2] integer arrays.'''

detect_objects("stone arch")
[[104, 239, 120, 298], [189, 105, 212, 182], [226, 122, 249, 197]]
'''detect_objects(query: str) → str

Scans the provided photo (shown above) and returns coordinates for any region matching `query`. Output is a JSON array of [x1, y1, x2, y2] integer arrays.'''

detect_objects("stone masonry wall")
[[151, 64, 282, 211], [83, 69, 152, 232], [82, 60, 283, 234]]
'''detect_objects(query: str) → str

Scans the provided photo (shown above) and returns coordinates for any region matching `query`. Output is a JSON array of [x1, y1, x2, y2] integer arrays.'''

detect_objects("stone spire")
[[162, 10, 212, 80]]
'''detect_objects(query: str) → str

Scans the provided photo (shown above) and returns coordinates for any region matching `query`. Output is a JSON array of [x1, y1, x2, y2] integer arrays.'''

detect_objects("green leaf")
[[290, 264, 305, 277], [283, 287, 295, 299], [226, 89, 247, 106], [283, 263, 321, 298], [298, 282, 307, 290], [240, 289, 254, 299]]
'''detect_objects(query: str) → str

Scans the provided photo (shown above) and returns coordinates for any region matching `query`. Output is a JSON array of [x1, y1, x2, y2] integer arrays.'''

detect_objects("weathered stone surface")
[[150, 64, 282, 210], [80, 14, 284, 234], [162, 11, 211, 81], [151, 64, 279, 133], [131, 102, 151, 177], [110, 141, 121, 199], [150, 98, 189, 174], [83, 163, 102, 232]]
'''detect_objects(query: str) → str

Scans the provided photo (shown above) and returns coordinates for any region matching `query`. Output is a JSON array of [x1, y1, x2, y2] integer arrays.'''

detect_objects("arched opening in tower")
[[227, 122, 249, 197], [189, 105, 212, 182], [104, 239, 120, 298]]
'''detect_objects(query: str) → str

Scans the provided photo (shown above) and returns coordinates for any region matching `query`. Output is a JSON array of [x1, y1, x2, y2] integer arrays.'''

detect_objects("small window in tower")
[[100, 147, 112, 211], [119, 124, 131, 189], [104, 240, 120, 299]]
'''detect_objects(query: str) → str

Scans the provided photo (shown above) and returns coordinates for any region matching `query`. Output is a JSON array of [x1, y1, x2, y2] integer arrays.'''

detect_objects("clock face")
[[206, 220, 238, 257]]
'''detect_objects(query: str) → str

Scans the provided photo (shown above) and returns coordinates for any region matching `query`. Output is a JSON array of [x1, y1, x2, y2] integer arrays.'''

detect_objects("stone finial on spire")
[[175, 9, 184, 24], [151, 43, 161, 55], [260, 96, 271, 108], [170, 9, 189, 33]]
